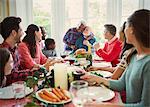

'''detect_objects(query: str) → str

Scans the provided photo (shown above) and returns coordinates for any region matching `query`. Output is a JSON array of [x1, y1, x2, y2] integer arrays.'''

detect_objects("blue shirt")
[[110, 54, 150, 107], [75, 34, 96, 51]]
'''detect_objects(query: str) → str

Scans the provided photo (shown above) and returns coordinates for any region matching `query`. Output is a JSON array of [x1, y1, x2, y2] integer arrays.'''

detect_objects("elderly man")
[[63, 20, 86, 51]]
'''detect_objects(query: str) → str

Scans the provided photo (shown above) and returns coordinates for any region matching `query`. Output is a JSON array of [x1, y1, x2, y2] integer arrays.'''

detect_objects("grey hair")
[[76, 20, 86, 28]]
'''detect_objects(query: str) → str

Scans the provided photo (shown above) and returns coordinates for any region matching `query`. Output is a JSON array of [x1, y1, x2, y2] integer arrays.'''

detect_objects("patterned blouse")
[[118, 47, 136, 70]]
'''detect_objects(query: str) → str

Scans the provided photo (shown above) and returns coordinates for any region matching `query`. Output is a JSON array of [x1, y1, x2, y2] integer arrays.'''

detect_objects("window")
[[121, 0, 139, 23], [65, 0, 84, 30], [33, 0, 52, 37], [87, 0, 107, 42], [32, 0, 143, 51], [65, 0, 107, 43]]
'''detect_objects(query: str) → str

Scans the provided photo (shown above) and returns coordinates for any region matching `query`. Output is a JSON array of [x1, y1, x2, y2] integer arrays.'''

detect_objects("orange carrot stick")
[[59, 87, 70, 100], [38, 92, 57, 102], [42, 90, 61, 102], [55, 88, 68, 100], [52, 88, 63, 100]]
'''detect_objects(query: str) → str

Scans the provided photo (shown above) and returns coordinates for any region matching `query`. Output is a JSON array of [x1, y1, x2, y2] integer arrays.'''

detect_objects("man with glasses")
[[94, 24, 122, 67]]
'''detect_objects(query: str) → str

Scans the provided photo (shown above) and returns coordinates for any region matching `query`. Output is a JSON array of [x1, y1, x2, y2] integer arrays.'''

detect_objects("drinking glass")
[[68, 59, 75, 65], [12, 81, 26, 107], [70, 80, 88, 107], [60, 51, 68, 59]]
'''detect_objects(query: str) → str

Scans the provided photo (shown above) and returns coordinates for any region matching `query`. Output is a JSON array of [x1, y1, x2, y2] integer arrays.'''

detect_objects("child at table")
[[42, 38, 57, 57], [75, 26, 96, 52], [0, 48, 13, 87]]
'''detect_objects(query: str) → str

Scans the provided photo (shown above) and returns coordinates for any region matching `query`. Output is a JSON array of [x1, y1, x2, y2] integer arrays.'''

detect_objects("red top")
[[96, 37, 122, 67], [18, 42, 47, 69], [0, 42, 34, 86]]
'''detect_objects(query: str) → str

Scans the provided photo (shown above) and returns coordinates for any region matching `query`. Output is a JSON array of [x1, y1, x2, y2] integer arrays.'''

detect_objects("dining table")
[[0, 55, 123, 107], [0, 90, 122, 107]]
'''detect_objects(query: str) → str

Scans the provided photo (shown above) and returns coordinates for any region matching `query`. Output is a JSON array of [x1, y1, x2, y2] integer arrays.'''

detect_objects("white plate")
[[0, 85, 33, 99], [92, 62, 112, 67], [77, 60, 90, 66], [90, 70, 113, 78], [93, 55, 104, 61], [36, 88, 72, 104], [77, 86, 115, 102]]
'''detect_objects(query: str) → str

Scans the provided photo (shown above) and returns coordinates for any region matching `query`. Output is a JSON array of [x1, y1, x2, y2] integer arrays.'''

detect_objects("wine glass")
[[12, 81, 26, 106], [68, 58, 75, 65], [60, 51, 68, 59], [70, 80, 88, 107]]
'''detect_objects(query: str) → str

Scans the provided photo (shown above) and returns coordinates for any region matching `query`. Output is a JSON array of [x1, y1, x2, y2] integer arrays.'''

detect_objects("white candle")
[[54, 63, 68, 90]]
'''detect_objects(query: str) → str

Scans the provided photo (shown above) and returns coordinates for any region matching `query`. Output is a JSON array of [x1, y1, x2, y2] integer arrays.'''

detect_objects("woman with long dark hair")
[[82, 9, 150, 107], [18, 24, 54, 70], [0, 48, 13, 87]]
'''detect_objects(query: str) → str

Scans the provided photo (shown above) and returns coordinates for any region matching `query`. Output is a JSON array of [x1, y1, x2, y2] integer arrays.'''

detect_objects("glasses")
[[103, 30, 109, 34], [70, 80, 88, 107], [12, 81, 26, 106]]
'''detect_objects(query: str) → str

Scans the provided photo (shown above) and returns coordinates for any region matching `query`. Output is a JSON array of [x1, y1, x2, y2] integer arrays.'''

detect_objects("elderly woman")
[[82, 9, 150, 107]]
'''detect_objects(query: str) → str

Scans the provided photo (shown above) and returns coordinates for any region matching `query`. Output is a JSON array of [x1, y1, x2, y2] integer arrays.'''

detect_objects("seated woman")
[[18, 24, 59, 71], [75, 26, 96, 52], [82, 9, 150, 107], [94, 24, 122, 67], [0, 48, 13, 87]]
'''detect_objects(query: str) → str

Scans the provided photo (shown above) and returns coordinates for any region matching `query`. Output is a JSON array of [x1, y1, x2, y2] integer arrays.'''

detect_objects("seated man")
[[63, 20, 86, 51], [0, 17, 34, 86], [94, 24, 122, 67]]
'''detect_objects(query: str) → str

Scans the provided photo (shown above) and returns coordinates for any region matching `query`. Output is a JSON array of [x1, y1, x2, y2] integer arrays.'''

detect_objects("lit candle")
[[54, 63, 68, 90]]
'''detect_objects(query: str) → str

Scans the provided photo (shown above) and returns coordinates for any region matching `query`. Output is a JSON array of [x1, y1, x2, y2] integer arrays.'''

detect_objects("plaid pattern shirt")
[[0, 42, 34, 86], [63, 28, 82, 50]]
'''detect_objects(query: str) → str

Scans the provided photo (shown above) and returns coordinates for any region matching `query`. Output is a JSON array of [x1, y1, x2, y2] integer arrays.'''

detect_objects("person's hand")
[[31, 64, 40, 71], [70, 45, 76, 49], [43, 58, 56, 71], [86, 66, 99, 71], [94, 43, 100, 50], [83, 40, 90, 46], [81, 73, 103, 85], [51, 58, 64, 64]]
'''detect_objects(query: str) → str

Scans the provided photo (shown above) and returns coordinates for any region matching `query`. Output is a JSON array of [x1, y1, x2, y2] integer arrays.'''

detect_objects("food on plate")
[[42, 90, 61, 102], [59, 87, 70, 100], [75, 48, 87, 55], [75, 49, 88, 58], [55, 88, 68, 100], [38, 92, 57, 102], [38, 87, 71, 103], [52, 88, 63, 100]]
